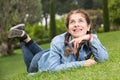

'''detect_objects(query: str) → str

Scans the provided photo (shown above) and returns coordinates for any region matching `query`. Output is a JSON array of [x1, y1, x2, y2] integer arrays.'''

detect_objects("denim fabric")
[[21, 32, 108, 73], [38, 33, 108, 72], [21, 41, 43, 72]]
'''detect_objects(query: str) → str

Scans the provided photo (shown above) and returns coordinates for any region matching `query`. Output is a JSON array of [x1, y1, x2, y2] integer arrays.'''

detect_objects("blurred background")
[[1, 0, 120, 80], [0, 0, 119, 56]]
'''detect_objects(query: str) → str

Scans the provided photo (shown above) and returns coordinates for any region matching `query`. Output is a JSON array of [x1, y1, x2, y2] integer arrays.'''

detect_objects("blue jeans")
[[20, 40, 48, 73]]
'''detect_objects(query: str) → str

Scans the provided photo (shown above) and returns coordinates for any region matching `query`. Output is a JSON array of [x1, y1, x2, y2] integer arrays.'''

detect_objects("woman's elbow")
[[96, 53, 109, 62]]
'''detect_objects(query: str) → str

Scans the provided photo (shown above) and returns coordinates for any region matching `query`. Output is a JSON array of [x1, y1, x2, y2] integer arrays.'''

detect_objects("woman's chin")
[[72, 34, 81, 38]]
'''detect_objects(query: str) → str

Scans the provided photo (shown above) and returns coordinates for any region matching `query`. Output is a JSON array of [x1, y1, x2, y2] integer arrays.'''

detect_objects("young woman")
[[8, 9, 108, 73]]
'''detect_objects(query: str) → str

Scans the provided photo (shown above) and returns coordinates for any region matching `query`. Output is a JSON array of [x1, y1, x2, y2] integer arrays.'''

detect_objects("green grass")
[[0, 43, 50, 80], [1, 31, 120, 80]]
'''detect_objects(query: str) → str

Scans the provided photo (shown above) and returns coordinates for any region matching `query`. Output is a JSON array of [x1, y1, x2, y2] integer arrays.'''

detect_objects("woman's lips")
[[73, 29, 82, 33]]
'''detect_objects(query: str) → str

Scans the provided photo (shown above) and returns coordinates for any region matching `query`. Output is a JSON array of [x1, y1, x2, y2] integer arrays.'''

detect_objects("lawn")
[[0, 31, 120, 80]]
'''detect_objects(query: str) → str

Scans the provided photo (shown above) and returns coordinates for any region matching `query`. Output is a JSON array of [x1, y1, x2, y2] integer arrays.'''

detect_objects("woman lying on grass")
[[8, 9, 109, 74]]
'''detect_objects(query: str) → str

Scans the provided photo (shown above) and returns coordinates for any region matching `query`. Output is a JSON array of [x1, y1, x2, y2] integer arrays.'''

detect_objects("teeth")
[[74, 29, 81, 32]]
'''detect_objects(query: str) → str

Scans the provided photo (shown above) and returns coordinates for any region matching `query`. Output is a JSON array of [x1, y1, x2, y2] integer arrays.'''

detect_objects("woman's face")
[[68, 13, 91, 38]]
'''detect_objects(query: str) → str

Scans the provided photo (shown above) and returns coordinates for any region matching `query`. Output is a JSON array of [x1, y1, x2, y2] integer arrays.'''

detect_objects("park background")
[[0, 0, 120, 80]]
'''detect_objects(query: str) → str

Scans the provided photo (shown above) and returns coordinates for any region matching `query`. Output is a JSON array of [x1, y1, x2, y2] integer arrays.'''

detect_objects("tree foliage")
[[0, 0, 42, 56], [41, 0, 50, 30], [109, 0, 120, 28], [41, 0, 103, 31], [93, 0, 102, 9]]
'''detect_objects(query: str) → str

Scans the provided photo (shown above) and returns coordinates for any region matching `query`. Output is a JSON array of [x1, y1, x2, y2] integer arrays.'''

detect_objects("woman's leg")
[[23, 40, 44, 73], [25, 39, 43, 56], [8, 25, 44, 73], [20, 40, 43, 73], [28, 48, 50, 73], [20, 42, 34, 72]]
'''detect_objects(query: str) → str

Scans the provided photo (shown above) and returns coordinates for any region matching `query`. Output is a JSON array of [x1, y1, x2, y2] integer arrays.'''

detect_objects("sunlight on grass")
[[1, 31, 120, 80], [0, 43, 50, 80]]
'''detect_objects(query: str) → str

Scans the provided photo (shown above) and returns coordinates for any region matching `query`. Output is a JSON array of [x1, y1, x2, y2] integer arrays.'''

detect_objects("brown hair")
[[65, 9, 92, 28], [64, 9, 92, 60]]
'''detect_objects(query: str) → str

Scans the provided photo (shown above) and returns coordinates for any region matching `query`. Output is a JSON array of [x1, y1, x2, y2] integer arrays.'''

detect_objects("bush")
[[56, 16, 67, 35], [87, 9, 103, 33], [25, 24, 49, 44], [24, 16, 67, 44]]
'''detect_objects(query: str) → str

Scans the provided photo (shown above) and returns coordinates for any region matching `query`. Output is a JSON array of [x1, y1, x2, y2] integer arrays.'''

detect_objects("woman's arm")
[[47, 41, 85, 71], [70, 34, 109, 62], [89, 34, 109, 62]]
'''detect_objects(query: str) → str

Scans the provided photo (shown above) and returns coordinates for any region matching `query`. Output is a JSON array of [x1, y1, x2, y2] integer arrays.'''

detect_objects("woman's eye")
[[69, 20, 74, 24], [79, 19, 83, 22]]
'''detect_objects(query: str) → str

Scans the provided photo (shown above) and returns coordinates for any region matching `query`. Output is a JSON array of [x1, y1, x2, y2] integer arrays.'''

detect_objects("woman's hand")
[[70, 36, 83, 49], [70, 34, 91, 49], [83, 59, 97, 66]]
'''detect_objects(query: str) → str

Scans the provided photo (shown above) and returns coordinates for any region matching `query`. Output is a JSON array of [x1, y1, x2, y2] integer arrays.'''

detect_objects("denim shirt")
[[38, 32, 108, 72]]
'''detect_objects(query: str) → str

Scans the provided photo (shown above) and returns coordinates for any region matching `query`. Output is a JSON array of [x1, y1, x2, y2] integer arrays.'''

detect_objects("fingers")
[[71, 41, 79, 49], [69, 39, 74, 44], [83, 59, 97, 66], [70, 38, 81, 49]]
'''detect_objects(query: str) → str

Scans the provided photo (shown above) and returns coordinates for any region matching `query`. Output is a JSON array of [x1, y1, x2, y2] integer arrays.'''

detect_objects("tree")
[[93, 0, 102, 9], [109, 0, 120, 29], [41, 0, 71, 30], [84, 0, 93, 9], [41, 0, 50, 30], [41, 0, 103, 32], [0, 0, 42, 56], [49, 0, 56, 39], [102, 0, 110, 32]]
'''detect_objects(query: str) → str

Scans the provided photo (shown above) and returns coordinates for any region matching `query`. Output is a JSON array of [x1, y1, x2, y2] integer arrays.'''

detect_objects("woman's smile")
[[68, 13, 90, 38], [73, 28, 82, 33]]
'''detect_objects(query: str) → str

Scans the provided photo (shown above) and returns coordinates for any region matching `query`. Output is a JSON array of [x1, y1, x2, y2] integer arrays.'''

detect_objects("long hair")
[[64, 9, 92, 60], [64, 32, 72, 57]]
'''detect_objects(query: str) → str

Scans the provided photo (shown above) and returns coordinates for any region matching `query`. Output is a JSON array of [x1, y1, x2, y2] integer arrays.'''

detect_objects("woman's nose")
[[74, 22, 79, 27]]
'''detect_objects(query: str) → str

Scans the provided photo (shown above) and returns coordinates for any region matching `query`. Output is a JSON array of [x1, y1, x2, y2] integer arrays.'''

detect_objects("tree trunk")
[[44, 13, 48, 30], [102, 0, 110, 32], [0, 21, 13, 56], [50, 0, 56, 39]]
